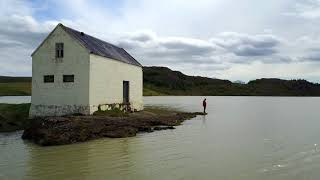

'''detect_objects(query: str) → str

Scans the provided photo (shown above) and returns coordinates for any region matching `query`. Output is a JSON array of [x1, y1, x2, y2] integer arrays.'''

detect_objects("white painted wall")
[[89, 54, 143, 113], [30, 25, 90, 117], [30, 24, 143, 117]]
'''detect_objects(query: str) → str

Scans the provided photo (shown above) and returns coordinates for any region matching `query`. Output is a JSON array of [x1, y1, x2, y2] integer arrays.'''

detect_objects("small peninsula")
[[22, 108, 205, 146], [0, 103, 205, 146]]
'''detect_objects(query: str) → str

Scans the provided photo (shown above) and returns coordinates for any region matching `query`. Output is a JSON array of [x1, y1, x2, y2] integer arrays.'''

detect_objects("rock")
[[192, 112, 208, 116], [138, 126, 153, 132], [153, 126, 175, 131], [101, 127, 138, 138], [7, 122, 18, 126]]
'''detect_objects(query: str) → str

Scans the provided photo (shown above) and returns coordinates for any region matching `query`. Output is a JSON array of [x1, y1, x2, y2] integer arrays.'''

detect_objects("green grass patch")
[[0, 82, 31, 96]]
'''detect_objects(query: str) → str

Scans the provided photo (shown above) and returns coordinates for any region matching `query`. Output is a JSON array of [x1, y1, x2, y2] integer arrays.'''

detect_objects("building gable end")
[[31, 23, 90, 57]]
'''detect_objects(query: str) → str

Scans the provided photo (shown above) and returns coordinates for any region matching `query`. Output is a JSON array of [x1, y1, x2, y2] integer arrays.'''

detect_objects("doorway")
[[123, 81, 129, 103]]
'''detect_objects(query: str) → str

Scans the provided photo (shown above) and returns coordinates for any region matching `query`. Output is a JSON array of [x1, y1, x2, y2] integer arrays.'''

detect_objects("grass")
[[0, 103, 31, 132], [0, 82, 31, 96], [93, 108, 129, 117]]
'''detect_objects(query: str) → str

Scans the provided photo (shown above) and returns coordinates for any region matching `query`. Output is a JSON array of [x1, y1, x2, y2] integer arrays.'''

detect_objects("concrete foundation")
[[29, 103, 144, 118]]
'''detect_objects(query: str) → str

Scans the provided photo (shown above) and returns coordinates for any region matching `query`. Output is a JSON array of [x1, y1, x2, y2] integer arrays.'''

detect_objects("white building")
[[30, 23, 143, 117]]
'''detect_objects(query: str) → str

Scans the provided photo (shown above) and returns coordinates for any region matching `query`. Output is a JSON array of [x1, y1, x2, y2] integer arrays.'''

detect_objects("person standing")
[[202, 98, 207, 114]]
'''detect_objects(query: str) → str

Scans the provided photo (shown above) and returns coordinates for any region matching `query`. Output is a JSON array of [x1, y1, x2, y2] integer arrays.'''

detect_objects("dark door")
[[123, 81, 129, 103]]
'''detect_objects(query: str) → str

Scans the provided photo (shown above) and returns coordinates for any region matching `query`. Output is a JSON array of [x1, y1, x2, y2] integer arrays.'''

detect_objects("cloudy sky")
[[2, 0, 320, 82]]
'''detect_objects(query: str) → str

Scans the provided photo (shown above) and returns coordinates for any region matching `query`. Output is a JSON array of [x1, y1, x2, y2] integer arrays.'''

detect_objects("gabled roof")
[[32, 23, 142, 67]]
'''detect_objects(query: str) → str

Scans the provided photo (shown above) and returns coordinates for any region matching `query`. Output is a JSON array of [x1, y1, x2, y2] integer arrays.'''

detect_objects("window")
[[55, 43, 64, 58], [44, 75, 54, 83], [63, 75, 74, 82]]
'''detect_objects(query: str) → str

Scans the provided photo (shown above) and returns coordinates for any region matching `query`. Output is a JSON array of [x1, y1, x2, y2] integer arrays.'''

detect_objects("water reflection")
[[25, 142, 90, 180], [85, 138, 135, 179], [0, 131, 29, 179], [201, 114, 207, 126], [25, 137, 151, 179]]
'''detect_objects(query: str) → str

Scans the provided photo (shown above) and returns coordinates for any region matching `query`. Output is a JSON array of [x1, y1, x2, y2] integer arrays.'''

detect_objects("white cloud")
[[1, 0, 320, 82], [116, 31, 218, 65], [0, 0, 59, 76], [300, 48, 320, 61], [211, 32, 282, 57], [116, 30, 288, 66], [285, 0, 320, 19], [216, 61, 320, 82]]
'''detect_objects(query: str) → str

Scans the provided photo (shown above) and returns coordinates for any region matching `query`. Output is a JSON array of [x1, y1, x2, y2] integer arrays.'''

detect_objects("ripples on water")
[[1, 96, 320, 180], [258, 143, 320, 179]]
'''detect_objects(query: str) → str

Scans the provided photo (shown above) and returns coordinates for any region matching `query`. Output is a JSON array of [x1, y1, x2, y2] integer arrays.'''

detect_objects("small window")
[[44, 75, 54, 83], [55, 43, 64, 58], [63, 75, 74, 82]]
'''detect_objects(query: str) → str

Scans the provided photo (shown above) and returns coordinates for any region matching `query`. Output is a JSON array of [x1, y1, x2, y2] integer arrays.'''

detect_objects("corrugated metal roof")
[[61, 24, 142, 67]]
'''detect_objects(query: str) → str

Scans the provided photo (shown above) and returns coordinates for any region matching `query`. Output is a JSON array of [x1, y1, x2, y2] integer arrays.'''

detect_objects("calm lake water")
[[1, 96, 320, 180], [0, 96, 31, 104]]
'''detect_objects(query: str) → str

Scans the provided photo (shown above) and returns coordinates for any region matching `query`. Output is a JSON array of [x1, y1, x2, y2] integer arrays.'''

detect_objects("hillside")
[[0, 76, 31, 83], [143, 66, 320, 96], [1, 67, 320, 96], [0, 76, 31, 96]]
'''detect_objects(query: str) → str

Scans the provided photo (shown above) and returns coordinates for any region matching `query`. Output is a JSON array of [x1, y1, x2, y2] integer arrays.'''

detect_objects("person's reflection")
[[201, 114, 207, 126]]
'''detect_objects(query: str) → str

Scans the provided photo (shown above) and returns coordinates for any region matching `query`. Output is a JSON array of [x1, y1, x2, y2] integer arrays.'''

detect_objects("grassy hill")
[[0, 76, 31, 96], [0, 76, 31, 83], [1, 67, 320, 96]]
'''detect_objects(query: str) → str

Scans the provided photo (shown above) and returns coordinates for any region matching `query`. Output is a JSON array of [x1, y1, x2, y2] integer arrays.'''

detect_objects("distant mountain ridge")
[[0, 76, 31, 96], [0, 76, 31, 83], [143, 66, 320, 96], [1, 67, 320, 96]]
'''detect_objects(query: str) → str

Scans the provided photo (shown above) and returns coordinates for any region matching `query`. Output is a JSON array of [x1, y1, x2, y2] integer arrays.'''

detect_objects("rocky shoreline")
[[22, 108, 206, 146]]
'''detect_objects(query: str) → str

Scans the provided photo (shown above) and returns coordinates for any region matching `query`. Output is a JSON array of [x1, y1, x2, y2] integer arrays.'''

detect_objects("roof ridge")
[[60, 24, 142, 67], [62, 24, 127, 51]]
